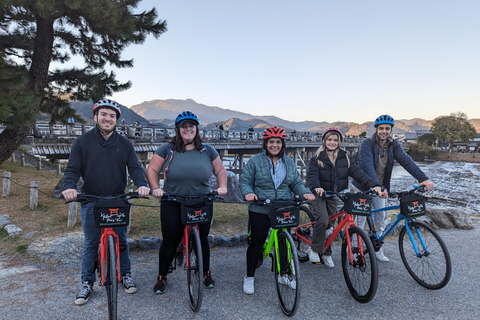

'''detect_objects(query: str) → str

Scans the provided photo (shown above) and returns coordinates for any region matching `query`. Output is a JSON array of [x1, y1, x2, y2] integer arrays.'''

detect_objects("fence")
[[11, 152, 62, 174]]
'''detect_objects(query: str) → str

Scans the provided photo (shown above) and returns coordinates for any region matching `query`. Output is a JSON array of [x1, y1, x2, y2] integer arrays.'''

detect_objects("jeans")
[[80, 202, 131, 282]]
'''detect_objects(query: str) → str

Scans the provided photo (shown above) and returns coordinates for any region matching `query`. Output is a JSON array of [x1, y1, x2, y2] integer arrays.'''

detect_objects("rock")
[[0, 218, 11, 228], [4, 224, 22, 236], [215, 235, 228, 247], [127, 238, 137, 249], [27, 232, 84, 265], [0, 214, 10, 220], [139, 236, 162, 250], [208, 234, 215, 248], [427, 206, 473, 229], [239, 233, 249, 245]]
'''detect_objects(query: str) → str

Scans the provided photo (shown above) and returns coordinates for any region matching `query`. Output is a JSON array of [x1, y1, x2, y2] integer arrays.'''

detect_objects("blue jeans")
[[80, 202, 131, 282]]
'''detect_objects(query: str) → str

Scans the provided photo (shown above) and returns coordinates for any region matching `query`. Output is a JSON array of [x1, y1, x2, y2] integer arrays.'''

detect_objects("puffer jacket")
[[240, 150, 311, 214], [307, 148, 379, 192], [352, 134, 429, 191]]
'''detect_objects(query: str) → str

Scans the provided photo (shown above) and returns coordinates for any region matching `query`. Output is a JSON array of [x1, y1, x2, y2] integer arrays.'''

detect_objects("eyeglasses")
[[380, 147, 386, 158]]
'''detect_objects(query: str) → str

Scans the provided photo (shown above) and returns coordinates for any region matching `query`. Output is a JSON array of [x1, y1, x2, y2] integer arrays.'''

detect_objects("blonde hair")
[[315, 131, 350, 168]]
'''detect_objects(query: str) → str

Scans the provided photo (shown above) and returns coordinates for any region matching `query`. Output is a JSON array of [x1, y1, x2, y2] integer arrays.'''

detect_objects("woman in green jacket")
[[240, 126, 315, 295]]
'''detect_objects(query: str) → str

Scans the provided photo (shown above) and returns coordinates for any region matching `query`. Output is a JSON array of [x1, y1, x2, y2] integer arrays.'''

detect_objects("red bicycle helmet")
[[263, 126, 286, 140], [92, 99, 121, 119], [322, 127, 343, 142]]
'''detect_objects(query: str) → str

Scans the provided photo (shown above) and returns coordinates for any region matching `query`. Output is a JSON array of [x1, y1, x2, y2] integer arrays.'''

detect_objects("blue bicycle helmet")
[[92, 99, 121, 119], [175, 111, 199, 127], [374, 114, 395, 127]]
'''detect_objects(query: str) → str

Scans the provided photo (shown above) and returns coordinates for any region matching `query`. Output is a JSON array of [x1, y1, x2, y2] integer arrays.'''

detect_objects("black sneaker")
[[154, 275, 167, 294], [75, 281, 93, 305], [203, 271, 215, 288], [121, 273, 137, 294]]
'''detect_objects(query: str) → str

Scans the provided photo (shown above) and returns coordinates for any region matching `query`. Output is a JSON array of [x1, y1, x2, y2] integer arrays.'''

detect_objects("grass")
[[0, 161, 249, 257]]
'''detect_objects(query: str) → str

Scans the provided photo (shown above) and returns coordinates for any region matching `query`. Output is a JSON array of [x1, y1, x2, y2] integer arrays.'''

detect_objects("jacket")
[[352, 134, 429, 191], [240, 150, 311, 215], [307, 148, 378, 192]]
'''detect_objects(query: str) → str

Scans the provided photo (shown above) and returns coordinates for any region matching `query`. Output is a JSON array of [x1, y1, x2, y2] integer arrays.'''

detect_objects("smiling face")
[[375, 124, 393, 141], [94, 108, 117, 134], [324, 133, 339, 151], [266, 138, 283, 157], [179, 121, 197, 143]]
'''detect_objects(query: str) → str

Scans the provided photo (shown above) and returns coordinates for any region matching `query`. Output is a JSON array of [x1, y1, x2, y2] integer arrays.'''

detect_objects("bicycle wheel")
[[274, 230, 300, 316], [341, 226, 378, 303], [187, 227, 204, 312], [292, 205, 314, 263], [398, 220, 452, 289], [175, 243, 184, 267], [106, 235, 118, 320]]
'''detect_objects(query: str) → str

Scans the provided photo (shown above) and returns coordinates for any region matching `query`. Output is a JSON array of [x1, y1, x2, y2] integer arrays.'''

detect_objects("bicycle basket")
[[399, 193, 426, 217], [93, 198, 131, 228], [343, 192, 372, 216], [269, 204, 300, 229], [180, 196, 212, 225]]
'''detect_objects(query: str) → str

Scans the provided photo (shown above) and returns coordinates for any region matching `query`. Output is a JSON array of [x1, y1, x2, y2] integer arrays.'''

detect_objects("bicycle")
[[293, 190, 379, 303], [247, 196, 309, 316], [160, 192, 218, 312], [365, 185, 452, 289], [66, 192, 146, 320]]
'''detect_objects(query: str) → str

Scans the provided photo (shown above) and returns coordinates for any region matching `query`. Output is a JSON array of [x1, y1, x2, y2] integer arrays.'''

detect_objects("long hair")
[[169, 125, 204, 152], [263, 137, 286, 158]]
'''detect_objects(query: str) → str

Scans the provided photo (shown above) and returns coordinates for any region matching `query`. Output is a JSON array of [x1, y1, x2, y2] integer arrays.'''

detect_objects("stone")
[[0, 219, 11, 228], [27, 232, 84, 265], [427, 206, 473, 229], [139, 236, 162, 250], [207, 234, 215, 248], [4, 224, 22, 236], [127, 238, 137, 249], [215, 235, 228, 247]]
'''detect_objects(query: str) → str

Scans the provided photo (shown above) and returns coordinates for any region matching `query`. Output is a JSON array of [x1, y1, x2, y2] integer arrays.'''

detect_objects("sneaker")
[[154, 275, 167, 294], [121, 273, 137, 294], [74, 281, 93, 305], [376, 247, 390, 262], [322, 255, 335, 268], [243, 276, 254, 295], [307, 247, 321, 263], [203, 271, 215, 288], [277, 275, 297, 289]]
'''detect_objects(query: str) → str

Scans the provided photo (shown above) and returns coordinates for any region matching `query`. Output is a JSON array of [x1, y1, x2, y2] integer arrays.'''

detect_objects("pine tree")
[[0, 0, 167, 164]]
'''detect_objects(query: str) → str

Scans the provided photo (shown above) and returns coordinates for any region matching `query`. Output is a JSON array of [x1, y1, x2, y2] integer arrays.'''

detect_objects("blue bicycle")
[[366, 186, 452, 289]]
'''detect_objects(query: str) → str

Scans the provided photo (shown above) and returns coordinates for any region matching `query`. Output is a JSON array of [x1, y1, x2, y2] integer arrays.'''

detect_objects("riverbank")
[[428, 152, 480, 163]]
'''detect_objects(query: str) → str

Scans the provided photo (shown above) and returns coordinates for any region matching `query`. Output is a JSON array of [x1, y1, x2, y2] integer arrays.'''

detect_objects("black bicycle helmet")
[[374, 114, 395, 127], [175, 111, 199, 127], [92, 99, 121, 119]]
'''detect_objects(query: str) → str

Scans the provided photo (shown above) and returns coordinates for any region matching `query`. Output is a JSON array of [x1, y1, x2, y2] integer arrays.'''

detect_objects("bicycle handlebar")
[[388, 185, 426, 199], [322, 189, 377, 202], [161, 191, 219, 202], [65, 191, 148, 204], [250, 195, 307, 207]]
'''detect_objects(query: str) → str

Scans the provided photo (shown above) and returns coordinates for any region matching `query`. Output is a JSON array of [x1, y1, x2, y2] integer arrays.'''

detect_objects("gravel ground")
[[1, 219, 479, 320]]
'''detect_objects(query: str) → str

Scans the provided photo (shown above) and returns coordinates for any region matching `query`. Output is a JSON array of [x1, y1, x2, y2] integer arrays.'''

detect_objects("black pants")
[[158, 200, 211, 277]]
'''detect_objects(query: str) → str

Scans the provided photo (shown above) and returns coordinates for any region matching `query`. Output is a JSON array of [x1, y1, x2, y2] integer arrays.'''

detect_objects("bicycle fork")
[[404, 219, 429, 257], [99, 228, 121, 286]]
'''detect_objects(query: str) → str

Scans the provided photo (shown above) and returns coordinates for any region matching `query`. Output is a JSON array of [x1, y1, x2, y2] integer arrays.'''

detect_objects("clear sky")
[[109, 0, 480, 123]]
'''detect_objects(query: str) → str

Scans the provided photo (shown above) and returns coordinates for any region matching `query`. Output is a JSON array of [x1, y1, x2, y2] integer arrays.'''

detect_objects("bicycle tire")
[[106, 235, 118, 320], [274, 230, 300, 316], [187, 227, 204, 312], [398, 220, 452, 289], [341, 226, 378, 303], [292, 205, 314, 263], [175, 243, 184, 267]]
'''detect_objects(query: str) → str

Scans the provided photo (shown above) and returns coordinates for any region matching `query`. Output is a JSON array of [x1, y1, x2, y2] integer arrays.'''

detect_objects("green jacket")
[[240, 150, 312, 214]]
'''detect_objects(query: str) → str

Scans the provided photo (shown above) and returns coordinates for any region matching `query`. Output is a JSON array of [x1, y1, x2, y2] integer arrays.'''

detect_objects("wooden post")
[[56, 160, 61, 175], [11, 153, 15, 162], [36, 157, 42, 170], [21, 154, 25, 166], [67, 202, 78, 228], [2, 171, 11, 197], [30, 181, 38, 209]]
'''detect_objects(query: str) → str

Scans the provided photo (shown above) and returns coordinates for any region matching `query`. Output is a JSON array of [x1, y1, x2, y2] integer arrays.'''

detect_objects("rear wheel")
[[292, 206, 314, 262], [398, 220, 451, 289], [274, 230, 300, 316], [187, 227, 203, 312], [106, 235, 118, 320], [341, 226, 378, 303]]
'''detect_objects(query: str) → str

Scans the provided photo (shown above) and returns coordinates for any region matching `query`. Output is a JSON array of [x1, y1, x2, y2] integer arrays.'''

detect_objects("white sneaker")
[[307, 248, 321, 263], [243, 276, 254, 295], [322, 255, 335, 268], [376, 247, 390, 262], [277, 275, 296, 289]]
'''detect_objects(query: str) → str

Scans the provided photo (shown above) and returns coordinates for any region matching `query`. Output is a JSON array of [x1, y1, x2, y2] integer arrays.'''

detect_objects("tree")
[[359, 131, 367, 138], [417, 133, 436, 146], [0, 0, 167, 164], [430, 112, 477, 152]]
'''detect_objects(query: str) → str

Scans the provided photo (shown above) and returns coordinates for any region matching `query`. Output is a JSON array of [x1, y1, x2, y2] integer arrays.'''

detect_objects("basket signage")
[[96, 207, 128, 226], [275, 211, 297, 226], [406, 201, 425, 215], [351, 198, 371, 213], [186, 208, 209, 222]]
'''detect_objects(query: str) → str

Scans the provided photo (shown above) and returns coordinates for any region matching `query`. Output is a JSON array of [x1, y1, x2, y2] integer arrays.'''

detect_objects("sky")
[[108, 0, 480, 123]]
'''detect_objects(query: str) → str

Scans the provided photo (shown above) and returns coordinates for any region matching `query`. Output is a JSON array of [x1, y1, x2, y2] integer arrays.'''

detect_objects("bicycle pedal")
[[311, 261, 323, 265]]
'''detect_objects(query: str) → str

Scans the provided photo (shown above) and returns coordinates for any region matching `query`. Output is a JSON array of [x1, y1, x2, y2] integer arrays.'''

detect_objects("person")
[[353, 114, 434, 262], [247, 125, 254, 139], [306, 128, 384, 267], [240, 126, 315, 295], [146, 111, 228, 294], [62, 99, 150, 306]]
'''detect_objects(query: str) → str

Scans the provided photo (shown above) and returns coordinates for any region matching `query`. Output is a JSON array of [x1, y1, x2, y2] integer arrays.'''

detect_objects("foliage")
[[408, 142, 437, 158], [431, 113, 477, 151], [358, 131, 367, 138], [417, 133, 436, 146]]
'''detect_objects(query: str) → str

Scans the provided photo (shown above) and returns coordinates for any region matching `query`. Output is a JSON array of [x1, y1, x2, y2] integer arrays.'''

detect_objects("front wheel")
[[106, 235, 118, 320], [292, 206, 314, 263], [341, 226, 378, 303], [274, 230, 300, 316], [187, 227, 204, 312], [398, 220, 452, 289]]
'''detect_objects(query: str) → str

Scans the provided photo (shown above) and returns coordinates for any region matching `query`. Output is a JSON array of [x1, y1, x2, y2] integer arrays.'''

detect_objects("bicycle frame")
[[182, 224, 200, 269], [99, 227, 121, 285], [262, 228, 292, 273]]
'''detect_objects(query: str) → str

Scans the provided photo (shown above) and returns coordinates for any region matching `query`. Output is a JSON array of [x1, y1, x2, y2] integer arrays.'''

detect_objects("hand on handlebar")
[[152, 188, 165, 199], [62, 188, 78, 202], [136, 186, 150, 197], [303, 193, 315, 202], [216, 187, 228, 196], [373, 186, 388, 199], [245, 193, 258, 202], [314, 187, 324, 197], [419, 179, 434, 191]]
